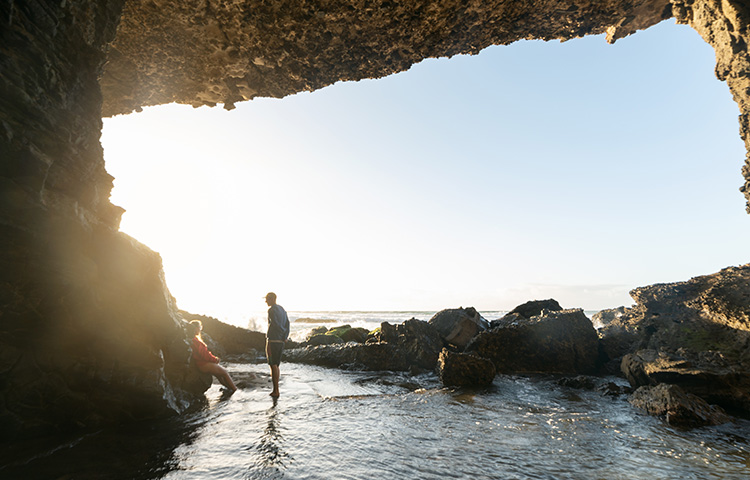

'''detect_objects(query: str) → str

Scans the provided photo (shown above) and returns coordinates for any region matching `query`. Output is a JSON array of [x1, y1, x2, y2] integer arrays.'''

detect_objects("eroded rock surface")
[[466, 309, 600, 375], [598, 264, 750, 367], [101, 0, 673, 116]]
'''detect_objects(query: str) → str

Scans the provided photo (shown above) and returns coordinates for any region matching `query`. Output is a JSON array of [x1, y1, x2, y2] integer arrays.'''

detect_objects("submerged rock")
[[466, 309, 599, 375], [437, 349, 496, 387], [429, 307, 490, 349], [629, 383, 731, 427]]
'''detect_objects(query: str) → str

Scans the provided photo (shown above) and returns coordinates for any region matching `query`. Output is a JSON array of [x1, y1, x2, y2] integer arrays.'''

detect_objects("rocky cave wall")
[[1, 0, 749, 438]]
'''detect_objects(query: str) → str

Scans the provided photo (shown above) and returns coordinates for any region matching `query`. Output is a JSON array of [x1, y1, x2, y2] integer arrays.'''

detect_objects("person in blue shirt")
[[265, 292, 289, 397]]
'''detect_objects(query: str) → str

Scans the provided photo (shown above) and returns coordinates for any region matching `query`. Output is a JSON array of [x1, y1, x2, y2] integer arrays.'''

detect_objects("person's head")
[[189, 320, 203, 338], [265, 292, 277, 306]]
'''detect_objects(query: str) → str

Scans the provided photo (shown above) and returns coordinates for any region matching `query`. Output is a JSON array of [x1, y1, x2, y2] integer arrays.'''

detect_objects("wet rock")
[[556, 375, 632, 396], [629, 383, 731, 427], [621, 349, 750, 413], [429, 307, 490, 349], [556, 375, 598, 390], [466, 309, 599, 375], [437, 349, 496, 387]]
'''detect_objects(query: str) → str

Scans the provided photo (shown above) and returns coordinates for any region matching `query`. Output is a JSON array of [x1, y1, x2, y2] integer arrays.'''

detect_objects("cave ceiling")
[[100, 0, 750, 212], [101, 0, 673, 116]]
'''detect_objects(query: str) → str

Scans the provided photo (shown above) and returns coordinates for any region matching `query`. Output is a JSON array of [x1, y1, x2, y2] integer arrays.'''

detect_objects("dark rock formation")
[[286, 319, 443, 372], [101, 0, 674, 116], [505, 299, 563, 320], [429, 307, 489, 349], [437, 348, 496, 387], [4, 0, 750, 438], [621, 349, 750, 413], [599, 264, 750, 368], [629, 383, 731, 427], [466, 309, 599, 375]]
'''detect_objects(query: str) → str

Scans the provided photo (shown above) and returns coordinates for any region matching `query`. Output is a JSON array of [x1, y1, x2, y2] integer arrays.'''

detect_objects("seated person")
[[188, 320, 237, 392]]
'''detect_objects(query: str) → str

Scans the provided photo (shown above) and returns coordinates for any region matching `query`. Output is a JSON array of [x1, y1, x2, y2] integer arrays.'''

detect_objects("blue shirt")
[[267, 304, 290, 341]]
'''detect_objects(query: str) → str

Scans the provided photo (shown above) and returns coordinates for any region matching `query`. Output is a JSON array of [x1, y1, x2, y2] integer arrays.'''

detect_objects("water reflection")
[[246, 398, 291, 479]]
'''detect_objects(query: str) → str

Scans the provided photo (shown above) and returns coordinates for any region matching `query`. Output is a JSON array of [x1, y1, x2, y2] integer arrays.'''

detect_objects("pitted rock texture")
[[101, 0, 673, 116]]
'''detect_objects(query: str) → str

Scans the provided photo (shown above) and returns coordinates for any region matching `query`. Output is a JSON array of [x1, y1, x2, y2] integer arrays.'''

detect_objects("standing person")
[[188, 320, 237, 392], [265, 292, 290, 397]]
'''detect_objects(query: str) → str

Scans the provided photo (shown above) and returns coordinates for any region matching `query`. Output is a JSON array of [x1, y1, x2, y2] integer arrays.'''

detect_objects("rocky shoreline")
[[203, 264, 750, 429]]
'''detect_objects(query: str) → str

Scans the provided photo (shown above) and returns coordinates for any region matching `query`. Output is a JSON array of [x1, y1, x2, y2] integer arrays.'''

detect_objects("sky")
[[101, 20, 750, 322]]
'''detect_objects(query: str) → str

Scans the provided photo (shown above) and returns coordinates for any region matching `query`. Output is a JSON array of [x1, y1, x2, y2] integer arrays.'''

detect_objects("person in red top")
[[189, 320, 237, 392]]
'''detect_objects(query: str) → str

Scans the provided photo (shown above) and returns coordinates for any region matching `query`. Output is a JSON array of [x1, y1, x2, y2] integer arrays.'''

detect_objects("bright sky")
[[102, 20, 750, 322]]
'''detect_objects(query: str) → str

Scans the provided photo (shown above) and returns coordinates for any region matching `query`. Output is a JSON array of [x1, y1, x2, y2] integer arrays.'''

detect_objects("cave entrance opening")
[[101, 20, 750, 328]]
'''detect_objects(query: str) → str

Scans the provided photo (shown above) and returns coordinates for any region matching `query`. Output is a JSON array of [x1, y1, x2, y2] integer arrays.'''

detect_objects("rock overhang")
[[101, 0, 674, 116], [100, 0, 750, 212]]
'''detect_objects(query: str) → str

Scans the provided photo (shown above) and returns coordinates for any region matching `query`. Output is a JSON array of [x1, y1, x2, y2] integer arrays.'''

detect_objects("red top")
[[192, 336, 219, 366]]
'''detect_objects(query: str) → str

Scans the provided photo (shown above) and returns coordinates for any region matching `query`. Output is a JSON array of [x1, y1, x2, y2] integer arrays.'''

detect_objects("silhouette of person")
[[264, 292, 290, 397], [188, 320, 237, 392]]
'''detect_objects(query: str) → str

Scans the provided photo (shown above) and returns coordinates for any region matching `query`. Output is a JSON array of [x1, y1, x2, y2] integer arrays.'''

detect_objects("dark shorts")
[[267, 341, 284, 366]]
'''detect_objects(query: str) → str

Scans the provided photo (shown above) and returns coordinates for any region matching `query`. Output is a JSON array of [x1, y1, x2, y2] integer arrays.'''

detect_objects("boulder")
[[466, 309, 599, 375], [429, 307, 490, 350], [437, 349, 496, 387], [629, 384, 731, 427], [308, 334, 345, 346], [621, 349, 750, 413], [506, 299, 563, 319], [341, 327, 369, 343]]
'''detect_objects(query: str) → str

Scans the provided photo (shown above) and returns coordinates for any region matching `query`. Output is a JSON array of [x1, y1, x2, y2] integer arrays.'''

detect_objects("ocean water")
[[4, 363, 750, 479], [3, 311, 750, 479]]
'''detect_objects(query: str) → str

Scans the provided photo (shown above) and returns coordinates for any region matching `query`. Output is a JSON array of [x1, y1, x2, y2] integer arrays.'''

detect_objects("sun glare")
[[102, 22, 750, 326]]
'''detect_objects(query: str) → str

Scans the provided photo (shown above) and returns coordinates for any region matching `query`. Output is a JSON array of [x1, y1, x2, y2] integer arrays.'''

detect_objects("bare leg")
[[266, 342, 281, 397], [198, 363, 237, 391], [270, 364, 280, 397]]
